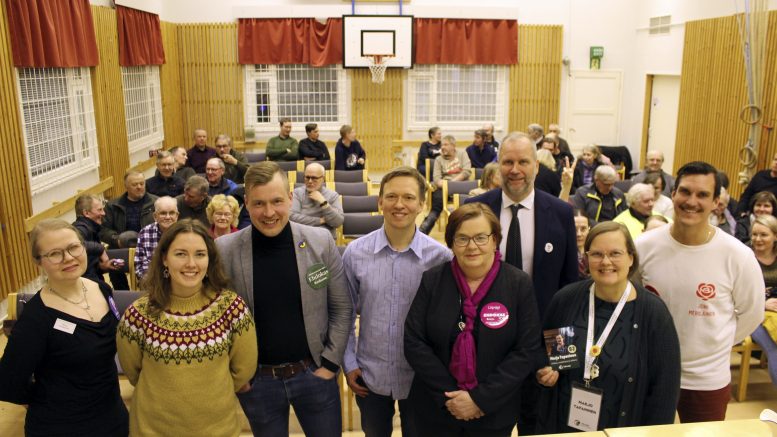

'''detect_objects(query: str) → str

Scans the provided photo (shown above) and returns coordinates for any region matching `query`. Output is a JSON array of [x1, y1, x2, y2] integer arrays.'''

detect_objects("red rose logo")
[[696, 283, 716, 301]]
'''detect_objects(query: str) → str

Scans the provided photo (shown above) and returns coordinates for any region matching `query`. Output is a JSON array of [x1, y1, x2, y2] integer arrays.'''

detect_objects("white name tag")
[[53, 318, 77, 334], [568, 382, 603, 431]]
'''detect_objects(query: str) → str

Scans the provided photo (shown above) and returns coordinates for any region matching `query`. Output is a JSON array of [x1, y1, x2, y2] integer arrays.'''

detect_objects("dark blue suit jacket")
[[464, 188, 578, 317]]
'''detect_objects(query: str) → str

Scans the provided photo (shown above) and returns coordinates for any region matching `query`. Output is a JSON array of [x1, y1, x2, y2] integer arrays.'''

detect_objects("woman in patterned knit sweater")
[[117, 219, 257, 436]]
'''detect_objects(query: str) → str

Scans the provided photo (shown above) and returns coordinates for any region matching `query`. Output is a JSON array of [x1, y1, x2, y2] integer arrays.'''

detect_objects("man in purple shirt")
[[343, 167, 452, 437], [186, 128, 218, 174]]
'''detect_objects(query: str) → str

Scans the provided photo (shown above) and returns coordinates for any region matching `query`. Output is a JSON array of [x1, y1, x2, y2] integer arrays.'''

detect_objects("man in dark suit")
[[465, 132, 577, 435]]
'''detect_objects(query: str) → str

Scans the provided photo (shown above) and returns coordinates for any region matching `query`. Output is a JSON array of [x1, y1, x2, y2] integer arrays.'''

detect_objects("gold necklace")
[[48, 280, 93, 322]]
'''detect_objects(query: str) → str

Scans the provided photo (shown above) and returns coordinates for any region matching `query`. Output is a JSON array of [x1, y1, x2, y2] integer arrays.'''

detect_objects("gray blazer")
[[216, 222, 352, 368]]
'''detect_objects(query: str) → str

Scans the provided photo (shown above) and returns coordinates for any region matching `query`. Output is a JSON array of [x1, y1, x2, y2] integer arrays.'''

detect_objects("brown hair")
[[339, 124, 353, 138], [244, 161, 289, 193], [379, 166, 427, 201], [479, 163, 500, 189], [30, 218, 84, 260], [750, 191, 777, 214], [445, 202, 502, 249], [583, 221, 640, 277], [141, 219, 231, 318], [74, 194, 100, 217]]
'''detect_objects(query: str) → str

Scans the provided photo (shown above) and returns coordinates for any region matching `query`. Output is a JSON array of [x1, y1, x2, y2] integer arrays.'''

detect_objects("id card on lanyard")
[[567, 282, 632, 432]]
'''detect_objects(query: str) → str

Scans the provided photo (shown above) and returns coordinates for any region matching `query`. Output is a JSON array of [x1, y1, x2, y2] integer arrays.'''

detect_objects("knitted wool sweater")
[[117, 290, 257, 437]]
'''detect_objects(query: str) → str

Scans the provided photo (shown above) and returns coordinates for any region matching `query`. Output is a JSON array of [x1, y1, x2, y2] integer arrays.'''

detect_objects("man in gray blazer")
[[216, 162, 352, 437]]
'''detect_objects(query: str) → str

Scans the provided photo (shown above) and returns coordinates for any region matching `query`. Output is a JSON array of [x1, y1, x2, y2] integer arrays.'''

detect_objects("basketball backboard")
[[342, 15, 414, 69]]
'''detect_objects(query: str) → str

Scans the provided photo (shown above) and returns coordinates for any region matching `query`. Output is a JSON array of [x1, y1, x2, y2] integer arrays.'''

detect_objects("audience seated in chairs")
[[572, 144, 613, 194], [215, 134, 249, 184], [146, 151, 185, 198], [613, 183, 659, 240], [170, 146, 196, 181], [482, 122, 499, 151], [134, 196, 179, 280], [267, 117, 299, 161], [572, 166, 627, 224], [72, 194, 120, 285], [465, 129, 497, 169], [631, 150, 674, 197], [100, 171, 158, 290], [735, 191, 777, 244], [644, 172, 674, 219], [420, 135, 472, 234], [710, 187, 736, 235], [748, 214, 777, 389], [299, 123, 331, 162], [335, 124, 366, 171], [469, 162, 501, 196], [418, 126, 442, 181], [290, 162, 344, 239], [206, 194, 240, 239], [186, 128, 218, 174], [176, 175, 211, 227]]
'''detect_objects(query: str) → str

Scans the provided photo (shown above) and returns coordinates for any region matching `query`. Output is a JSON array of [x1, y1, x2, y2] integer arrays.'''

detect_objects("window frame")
[[121, 65, 164, 154]]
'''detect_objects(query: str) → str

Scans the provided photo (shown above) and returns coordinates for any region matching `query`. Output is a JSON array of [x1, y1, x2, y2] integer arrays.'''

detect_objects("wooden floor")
[[2, 217, 777, 435]]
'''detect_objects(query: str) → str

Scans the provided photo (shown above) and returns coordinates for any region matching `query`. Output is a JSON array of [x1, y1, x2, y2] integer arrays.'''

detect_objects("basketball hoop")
[[365, 55, 393, 84]]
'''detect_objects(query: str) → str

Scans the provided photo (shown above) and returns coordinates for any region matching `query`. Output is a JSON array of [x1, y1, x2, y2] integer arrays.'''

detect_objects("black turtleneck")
[[250, 222, 311, 365]]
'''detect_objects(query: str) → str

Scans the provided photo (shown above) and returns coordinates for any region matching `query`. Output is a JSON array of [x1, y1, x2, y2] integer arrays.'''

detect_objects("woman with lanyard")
[[535, 221, 680, 433], [404, 202, 542, 436]]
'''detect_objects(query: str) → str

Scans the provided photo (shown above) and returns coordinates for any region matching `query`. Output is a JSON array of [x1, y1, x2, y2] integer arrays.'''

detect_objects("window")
[[649, 15, 672, 35], [16, 67, 98, 193], [407, 65, 508, 131], [244, 64, 348, 133], [121, 66, 163, 153]]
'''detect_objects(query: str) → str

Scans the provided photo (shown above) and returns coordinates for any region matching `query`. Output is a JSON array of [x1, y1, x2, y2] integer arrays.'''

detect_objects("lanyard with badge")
[[568, 282, 632, 432]]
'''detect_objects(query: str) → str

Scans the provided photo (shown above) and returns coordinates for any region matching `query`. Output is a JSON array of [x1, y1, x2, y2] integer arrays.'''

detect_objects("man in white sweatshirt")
[[636, 161, 764, 423]]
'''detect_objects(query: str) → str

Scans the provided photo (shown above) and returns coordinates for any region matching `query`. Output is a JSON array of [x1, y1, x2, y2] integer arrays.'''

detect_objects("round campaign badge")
[[480, 302, 510, 329], [306, 263, 330, 289]]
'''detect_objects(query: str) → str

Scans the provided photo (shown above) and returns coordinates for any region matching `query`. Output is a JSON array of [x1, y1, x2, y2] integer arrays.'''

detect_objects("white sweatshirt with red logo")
[[636, 225, 764, 390]]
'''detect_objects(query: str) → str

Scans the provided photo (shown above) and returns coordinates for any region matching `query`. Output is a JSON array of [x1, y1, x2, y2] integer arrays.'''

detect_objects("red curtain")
[[415, 18, 518, 65], [116, 5, 165, 67], [238, 18, 342, 66], [5, 0, 99, 68]]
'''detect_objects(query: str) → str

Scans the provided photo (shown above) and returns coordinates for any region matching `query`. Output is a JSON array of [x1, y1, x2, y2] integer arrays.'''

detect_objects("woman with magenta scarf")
[[404, 203, 543, 436]]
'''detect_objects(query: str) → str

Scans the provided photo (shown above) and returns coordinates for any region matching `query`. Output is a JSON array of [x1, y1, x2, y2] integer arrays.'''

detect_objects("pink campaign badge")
[[480, 302, 509, 329]]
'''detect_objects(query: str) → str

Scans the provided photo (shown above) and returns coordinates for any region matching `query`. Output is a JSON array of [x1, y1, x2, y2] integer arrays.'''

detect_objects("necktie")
[[506, 204, 523, 270]]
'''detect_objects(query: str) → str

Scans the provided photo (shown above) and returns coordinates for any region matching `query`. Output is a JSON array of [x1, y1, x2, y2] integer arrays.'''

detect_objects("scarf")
[[448, 251, 502, 390]]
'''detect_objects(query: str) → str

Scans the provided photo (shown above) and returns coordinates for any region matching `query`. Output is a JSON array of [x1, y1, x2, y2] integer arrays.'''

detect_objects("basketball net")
[[365, 55, 392, 84]]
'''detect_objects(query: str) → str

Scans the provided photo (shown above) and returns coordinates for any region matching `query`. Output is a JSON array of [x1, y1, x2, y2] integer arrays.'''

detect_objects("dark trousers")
[[108, 271, 129, 291], [517, 378, 540, 435], [430, 190, 444, 216], [355, 391, 417, 437], [677, 384, 731, 423], [237, 364, 342, 437]]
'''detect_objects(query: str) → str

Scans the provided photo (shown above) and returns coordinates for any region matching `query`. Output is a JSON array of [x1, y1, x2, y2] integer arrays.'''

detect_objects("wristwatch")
[[319, 200, 328, 207]]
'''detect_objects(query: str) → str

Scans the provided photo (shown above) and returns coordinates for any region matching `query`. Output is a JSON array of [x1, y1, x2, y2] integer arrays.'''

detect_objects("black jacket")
[[535, 164, 561, 197], [298, 139, 331, 161], [537, 280, 681, 433], [404, 262, 543, 432], [145, 171, 185, 198], [99, 193, 157, 248], [73, 216, 105, 281]]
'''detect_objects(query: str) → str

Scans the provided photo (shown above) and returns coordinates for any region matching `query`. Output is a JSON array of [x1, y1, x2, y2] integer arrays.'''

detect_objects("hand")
[[444, 391, 484, 421], [221, 154, 237, 165], [236, 382, 252, 393], [313, 367, 336, 380], [346, 368, 369, 397], [536, 366, 559, 387], [766, 298, 777, 312], [286, 148, 291, 154], [357, 158, 365, 165], [561, 157, 576, 187], [308, 190, 326, 204], [98, 255, 118, 271]]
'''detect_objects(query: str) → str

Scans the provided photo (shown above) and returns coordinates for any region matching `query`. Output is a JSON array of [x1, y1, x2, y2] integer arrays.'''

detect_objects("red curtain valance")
[[116, 5, 165, 67], [238, 18, 342, 66], [415, 18, 518, 65], [4, 0, 99, 68]]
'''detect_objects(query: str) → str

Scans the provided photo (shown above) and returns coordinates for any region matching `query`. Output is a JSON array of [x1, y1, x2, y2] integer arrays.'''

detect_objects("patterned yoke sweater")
[[117, 290, 257, 437]]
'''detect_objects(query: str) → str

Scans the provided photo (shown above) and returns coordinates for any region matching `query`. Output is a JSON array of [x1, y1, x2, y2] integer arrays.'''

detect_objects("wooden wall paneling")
[[673, 14, 777, 197], [350, 69, 404, 173], [177, 23, 244, 146], [91, 6, 130, 199], [0, 0, 36, 297], [508, 25, 563, 133], [160, 21, 185, 149]]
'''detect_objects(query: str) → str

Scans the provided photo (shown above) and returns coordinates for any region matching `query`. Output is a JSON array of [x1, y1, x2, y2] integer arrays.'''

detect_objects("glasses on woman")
[[39, 243, 85, 264], [586, 250, 627, 263], [453, 233, 493, 247], [214, 212, 233, 218]]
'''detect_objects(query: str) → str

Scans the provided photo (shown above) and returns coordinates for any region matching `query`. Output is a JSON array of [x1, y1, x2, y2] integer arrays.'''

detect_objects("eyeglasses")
[[304, 176, 323, 181], [214, 212, 233, 218], [39, 243, 85, 264], [586, 250, 627, 263], [453, 233, 493, 247]]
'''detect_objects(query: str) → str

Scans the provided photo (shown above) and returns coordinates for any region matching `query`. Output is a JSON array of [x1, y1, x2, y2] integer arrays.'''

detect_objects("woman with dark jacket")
[[417, 126, 443, 179], [535, 221, 680, 433], [405, 203, 542, 436]]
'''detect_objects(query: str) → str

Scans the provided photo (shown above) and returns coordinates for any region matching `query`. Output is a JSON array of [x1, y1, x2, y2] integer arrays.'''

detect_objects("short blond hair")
[[206, 194, 239, 227]]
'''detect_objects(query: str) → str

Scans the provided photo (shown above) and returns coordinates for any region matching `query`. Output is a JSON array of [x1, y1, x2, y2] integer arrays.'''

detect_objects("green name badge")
[[306, 264, 330, 289]]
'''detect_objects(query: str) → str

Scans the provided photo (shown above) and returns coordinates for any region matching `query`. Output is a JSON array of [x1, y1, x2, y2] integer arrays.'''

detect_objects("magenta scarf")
[[448, 251, 502, 390]]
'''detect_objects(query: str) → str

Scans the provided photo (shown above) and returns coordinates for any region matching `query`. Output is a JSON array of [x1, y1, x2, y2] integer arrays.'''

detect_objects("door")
[[565, 70, 623, 151], [646, 75, 681, 173]]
